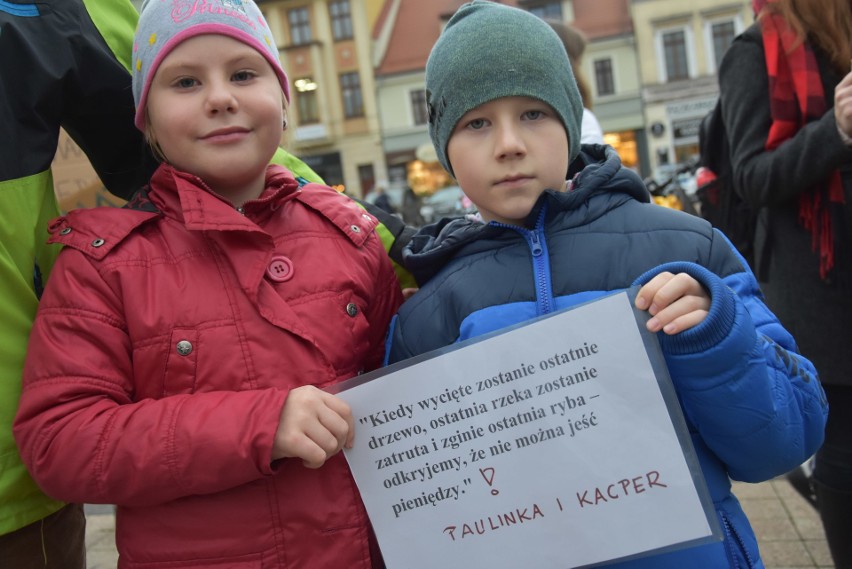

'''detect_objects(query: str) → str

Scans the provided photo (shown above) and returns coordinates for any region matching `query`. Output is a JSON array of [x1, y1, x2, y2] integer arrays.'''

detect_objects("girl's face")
[[146, 34, 284, 205], [447, 96, 569, 227]]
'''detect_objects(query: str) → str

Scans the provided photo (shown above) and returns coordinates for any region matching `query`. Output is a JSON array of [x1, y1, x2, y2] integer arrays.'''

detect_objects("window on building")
[[662, 29, 689, 81], [525, 1, 562, 20], [410, 89, 428, 126], [710, 20, 736, 70], [593, 58, 615, 97], [288, 7, 311, 45], [329, 0, 353, 41], [340, 72, 364, 118], [358, 163, 375, 197], [293, 77, 319, 124], [603, 130, 638, 170]]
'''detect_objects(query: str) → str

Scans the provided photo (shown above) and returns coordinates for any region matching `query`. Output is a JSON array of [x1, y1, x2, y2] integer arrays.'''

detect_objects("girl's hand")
[[634, 272, 710, 335], [272, 386, 354, 468]]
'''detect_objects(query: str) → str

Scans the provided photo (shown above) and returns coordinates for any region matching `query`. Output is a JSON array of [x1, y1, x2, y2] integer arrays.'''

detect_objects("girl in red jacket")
[[13, 1, 401, 567]]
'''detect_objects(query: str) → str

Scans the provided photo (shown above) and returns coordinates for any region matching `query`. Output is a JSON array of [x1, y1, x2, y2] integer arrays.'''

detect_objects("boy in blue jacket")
[[385, 2, 827, 567]]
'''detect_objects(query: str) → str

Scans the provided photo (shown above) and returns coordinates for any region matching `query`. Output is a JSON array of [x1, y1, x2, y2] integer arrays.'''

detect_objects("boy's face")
[[447, 96, 569, 227], [146, 34, 284, 204]]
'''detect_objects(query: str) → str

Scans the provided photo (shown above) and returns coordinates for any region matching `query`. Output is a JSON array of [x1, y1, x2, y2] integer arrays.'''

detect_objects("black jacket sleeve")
[[0, 0, 155, 198]]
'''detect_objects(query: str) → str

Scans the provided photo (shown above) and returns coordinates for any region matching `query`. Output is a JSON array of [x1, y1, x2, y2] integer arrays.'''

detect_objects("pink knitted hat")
[[132, 0, 290, 130]]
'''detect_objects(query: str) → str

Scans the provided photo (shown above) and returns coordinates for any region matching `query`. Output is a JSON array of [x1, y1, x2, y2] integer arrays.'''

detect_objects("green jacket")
[[0, 0, 149, 534], [0, 0, 412, 536]]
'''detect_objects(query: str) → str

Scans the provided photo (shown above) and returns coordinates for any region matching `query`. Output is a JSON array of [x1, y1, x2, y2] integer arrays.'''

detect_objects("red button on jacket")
[[266, 255, 294, 282]]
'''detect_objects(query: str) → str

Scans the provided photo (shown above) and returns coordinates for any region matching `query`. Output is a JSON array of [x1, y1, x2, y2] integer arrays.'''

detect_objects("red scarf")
[[759, 0, 845, 279]]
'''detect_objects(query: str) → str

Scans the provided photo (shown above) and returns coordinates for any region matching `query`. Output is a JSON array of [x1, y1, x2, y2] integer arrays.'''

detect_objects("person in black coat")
[[719, 1, 852, 564]]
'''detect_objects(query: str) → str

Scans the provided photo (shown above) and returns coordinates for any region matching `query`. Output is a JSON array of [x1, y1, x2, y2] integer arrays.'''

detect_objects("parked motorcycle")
[[643, 160, 700, 217]]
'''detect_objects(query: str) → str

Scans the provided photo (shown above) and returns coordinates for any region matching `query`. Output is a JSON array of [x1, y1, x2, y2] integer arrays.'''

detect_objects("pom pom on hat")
[[132, 0, 289, 130], [425, 0, 583, 176]]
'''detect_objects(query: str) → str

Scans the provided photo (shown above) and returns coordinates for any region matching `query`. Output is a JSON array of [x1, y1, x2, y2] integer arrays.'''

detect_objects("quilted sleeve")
[[632, 242, 827, 483], [13, 249, 288, 507]]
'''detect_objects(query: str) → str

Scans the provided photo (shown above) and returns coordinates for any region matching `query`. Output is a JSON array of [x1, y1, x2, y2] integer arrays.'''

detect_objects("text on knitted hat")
[[169, 0, 260, 29]]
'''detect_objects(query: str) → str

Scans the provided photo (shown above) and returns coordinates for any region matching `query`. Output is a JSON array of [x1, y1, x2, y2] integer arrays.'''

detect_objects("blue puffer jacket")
[[386, 146, 827, 568]]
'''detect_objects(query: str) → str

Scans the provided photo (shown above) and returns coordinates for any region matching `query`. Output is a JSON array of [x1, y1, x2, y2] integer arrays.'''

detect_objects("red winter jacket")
[[14, 164, 402, 568]]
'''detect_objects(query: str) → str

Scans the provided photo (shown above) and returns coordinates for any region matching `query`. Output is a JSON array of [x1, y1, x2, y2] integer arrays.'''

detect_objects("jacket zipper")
[[527, 229, 552, 316], [495, 206, 553, 317], [720, 511, 755, 569]]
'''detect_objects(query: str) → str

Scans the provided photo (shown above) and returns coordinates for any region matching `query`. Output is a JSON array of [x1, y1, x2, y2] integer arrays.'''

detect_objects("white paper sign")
[[337, 292, 717, 569]]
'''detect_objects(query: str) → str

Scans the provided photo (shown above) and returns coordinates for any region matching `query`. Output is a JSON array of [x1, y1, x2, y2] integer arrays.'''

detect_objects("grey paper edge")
[[332, 287, 724, 566]]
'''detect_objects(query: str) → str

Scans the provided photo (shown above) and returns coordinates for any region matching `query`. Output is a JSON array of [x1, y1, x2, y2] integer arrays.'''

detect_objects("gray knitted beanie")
[[426, 0, 583, 176], [132, 0, 289, 130]]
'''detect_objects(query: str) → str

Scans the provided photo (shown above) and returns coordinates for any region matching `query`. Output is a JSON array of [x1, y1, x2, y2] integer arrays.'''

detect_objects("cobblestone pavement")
[[734, 478, 833, 569], [85, 477, 833, 568], [83, 504, 118, 569]]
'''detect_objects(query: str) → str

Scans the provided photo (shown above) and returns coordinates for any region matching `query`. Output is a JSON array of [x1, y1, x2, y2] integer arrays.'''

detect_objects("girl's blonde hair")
[[143, 114, 167, 164], [761, 0, 852, 75]]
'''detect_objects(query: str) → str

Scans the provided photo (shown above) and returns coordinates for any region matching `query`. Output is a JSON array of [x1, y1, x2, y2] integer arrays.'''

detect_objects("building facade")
[[371, 0, 462, 194], [121, 0, 752, 194], [572, 0, 646, 173], [372, 0, 648, 191], [259, 0, 387, 197], [631, 0, 752, 177]]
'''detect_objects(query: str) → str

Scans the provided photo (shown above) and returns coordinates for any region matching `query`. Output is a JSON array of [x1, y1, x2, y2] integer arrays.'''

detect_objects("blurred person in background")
[[372, 182, 397, 215], [546, 19, 605, 145], [401, 186, 425, 227], [719, 0, 852, 565]]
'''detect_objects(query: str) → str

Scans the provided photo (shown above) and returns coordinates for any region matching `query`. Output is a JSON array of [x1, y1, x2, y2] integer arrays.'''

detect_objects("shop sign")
[[672, 118, 701, 143]]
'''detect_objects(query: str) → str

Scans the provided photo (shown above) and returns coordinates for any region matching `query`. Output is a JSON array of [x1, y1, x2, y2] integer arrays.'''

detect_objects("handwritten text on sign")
[[338, 292, 715, 569]]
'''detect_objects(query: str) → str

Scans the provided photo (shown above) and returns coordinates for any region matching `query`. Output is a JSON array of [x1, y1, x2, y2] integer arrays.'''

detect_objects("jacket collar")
[[403, 144, 649, 285], [147, 164, 300, 232]]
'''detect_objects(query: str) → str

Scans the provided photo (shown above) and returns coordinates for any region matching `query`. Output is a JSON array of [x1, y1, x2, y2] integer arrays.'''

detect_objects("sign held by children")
[[336, 292, 721, 569]]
